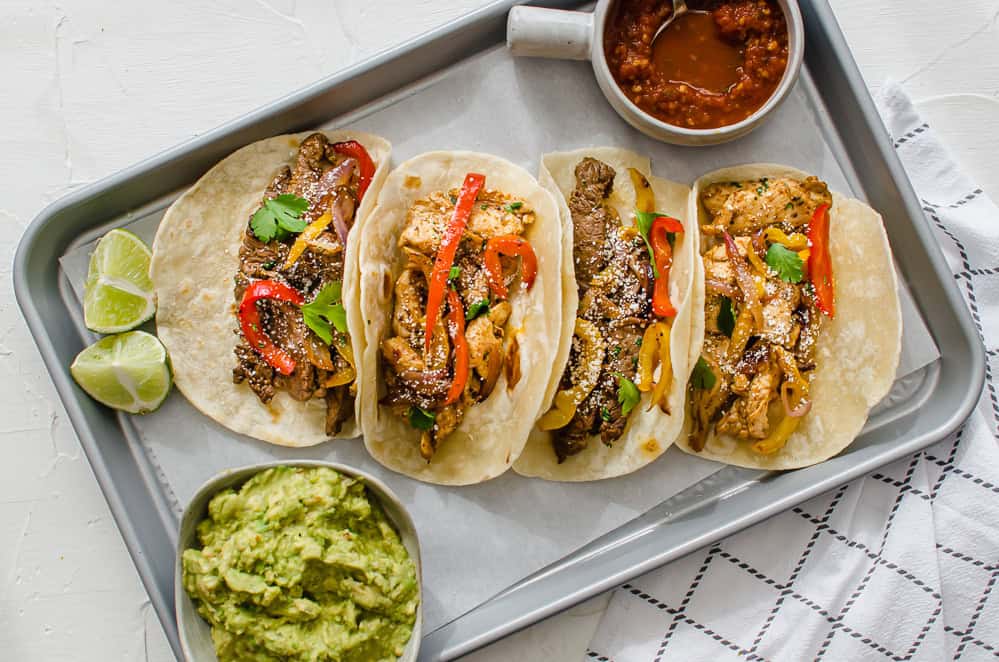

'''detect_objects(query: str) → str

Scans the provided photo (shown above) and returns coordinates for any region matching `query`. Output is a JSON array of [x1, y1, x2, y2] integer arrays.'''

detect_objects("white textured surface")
[[1, 1, 997, 660]]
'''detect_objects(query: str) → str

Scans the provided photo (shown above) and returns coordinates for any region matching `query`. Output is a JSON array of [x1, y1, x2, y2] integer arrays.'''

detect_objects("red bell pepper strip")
[[331, 140, 376, 201], [443, 289, 469, 406], [424, 172, 486, 353], [483, 235, 538, 299], [649, 215, 684, 318], [807, 203, 835, 317], [238, 280, 305, 376]]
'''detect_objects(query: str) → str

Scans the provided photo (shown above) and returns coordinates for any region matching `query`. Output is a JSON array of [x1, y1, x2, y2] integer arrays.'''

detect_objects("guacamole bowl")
[[175, 460, 423, 662]]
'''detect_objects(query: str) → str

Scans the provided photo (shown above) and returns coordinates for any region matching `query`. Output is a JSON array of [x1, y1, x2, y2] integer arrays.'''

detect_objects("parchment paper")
[[59, 45, 939, 632]]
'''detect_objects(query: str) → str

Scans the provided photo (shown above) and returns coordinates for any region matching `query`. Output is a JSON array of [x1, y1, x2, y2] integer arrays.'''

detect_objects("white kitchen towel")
[[585, 80, 999, 662]]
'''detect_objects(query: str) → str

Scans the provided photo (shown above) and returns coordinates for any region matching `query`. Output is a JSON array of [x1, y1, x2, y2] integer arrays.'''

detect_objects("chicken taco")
[[151, 130, 390, 446], [514, 148, 698, 481], [679, 164, 902, 469], [356, 152, 562, 485]]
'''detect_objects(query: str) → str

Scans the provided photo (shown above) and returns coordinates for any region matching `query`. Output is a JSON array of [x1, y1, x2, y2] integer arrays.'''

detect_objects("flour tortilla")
[[513, 148, 699, 481], [151, 130, 391, 447], [675, 164, 903, 469], [356, 151, 563, 485]]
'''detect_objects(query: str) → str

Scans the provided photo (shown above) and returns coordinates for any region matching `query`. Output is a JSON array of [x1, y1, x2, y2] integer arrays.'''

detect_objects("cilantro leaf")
[[300, 281, 347, 345], [617, 376, 641, 417], [250, 194, 310, 242], [250, 207, 278, 242], [408, 406, 436, 431], [717, 296, 736, 337], [635, 210, 670, 277], [691, 356, 717, 390], [466, 299, 490, 321], [765, 243, 804, 283]]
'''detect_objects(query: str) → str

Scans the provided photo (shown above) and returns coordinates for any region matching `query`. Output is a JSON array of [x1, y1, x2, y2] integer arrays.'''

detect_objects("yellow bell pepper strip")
[[538, 319, 605, 430], [808, 203, 835, 317], [284, 212, 332, 269], [238, 280, 305, 376], [751, 347, 811, 454], [424, 173, 486, 353], [647, 322, 673, 413], [636, 324, 660, 392], [323, 341, 356, 388], [442, 289, 469, 406], [752, 414, 801, 454], [483, 235, 537, 299], [765, 227, 809, 250], [636, 321, 673, 412], [746, 242, 769, 275], [628, 168, 655, 213]]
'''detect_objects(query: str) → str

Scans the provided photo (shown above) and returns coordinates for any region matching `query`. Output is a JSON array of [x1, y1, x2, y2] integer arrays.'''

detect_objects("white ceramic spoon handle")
[[507, 6, 594, 60]]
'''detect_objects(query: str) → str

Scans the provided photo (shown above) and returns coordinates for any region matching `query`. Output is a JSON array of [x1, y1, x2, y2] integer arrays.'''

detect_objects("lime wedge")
[[70, 331, 172, 414], [83, 229, 155, 333]]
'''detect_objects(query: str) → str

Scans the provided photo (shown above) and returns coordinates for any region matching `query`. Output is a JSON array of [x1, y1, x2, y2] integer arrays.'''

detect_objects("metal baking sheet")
[[14, 1, 984, 660]]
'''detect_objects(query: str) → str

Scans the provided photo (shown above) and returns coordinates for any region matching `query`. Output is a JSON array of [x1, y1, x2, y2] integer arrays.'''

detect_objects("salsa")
[[605, 0, 789, 130], [182, 466, 419, 662]]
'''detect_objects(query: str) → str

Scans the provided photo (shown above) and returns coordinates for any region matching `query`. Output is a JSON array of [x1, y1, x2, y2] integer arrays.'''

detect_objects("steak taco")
[[514, 148, 699, 481], [356, 152, 562, 485], [678, 164, 902, 469], [151, 130, 390, 446]]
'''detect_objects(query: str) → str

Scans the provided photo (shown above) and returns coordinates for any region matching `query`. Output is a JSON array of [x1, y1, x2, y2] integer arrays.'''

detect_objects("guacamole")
[[182, 466, 419, 662]]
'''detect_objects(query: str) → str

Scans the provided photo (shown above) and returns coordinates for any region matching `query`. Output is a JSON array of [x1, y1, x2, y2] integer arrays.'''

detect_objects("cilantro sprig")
[[300, 281, 347, 344], [765, 244, 804, 283], [617, 375, 641, 417], [408, 406, 436, 431], [634, 210, 662, 277], [691, 357, 717, 390], [250, 194, 310, 242]]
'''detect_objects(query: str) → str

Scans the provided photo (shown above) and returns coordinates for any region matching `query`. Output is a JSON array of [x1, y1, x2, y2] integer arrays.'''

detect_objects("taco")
[[678, 164, 902, 469], [356, 152, 562, 485], [151, 130, 390, 446], [514, 148, 698, 481]]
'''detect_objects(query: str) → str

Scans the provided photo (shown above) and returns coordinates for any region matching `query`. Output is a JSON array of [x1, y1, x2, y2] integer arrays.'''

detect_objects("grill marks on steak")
[[231, 133, 359, 436], [553, 158, 654, 462]]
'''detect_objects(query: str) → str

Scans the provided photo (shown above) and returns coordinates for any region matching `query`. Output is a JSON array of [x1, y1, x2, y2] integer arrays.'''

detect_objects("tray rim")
[[13, 0, 985, 660]]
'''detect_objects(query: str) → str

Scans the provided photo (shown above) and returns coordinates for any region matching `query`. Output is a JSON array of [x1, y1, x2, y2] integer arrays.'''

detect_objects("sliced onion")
[[781, 382, 812, 418], [752, 228, 767, 259], [723, 232, 763, 329], [705, 278, 740, 299], [322, 157, 357, 190], [330, 190, 356, 249]]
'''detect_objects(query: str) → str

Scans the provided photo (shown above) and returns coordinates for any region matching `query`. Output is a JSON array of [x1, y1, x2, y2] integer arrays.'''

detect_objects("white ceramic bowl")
[[508, 0, 804, 146], [175, 460, 422, 662]]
